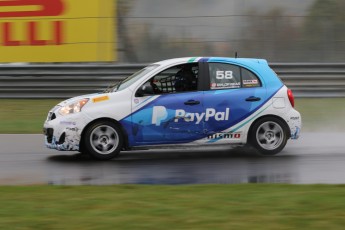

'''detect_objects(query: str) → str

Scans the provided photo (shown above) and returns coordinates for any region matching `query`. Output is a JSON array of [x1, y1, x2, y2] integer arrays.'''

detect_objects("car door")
[[202, 62, 267, 141], [128, 63, 206, 146]]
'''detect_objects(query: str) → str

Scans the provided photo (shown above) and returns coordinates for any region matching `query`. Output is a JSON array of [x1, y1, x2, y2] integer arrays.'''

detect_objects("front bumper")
[[43, 110, 88, 151], [43, 126, 81, 151], [286, 109, 302, 140]]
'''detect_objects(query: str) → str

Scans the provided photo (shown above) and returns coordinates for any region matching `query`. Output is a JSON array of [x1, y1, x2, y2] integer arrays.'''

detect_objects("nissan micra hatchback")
[[44, 57, 301, 160]]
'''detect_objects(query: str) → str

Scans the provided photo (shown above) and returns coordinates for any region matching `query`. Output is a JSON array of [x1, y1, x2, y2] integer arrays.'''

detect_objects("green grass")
[[295, 98, 345, 132], [0, 98, 344, 133], [0, 99, 60, 134], [0, 185, 345, 229]]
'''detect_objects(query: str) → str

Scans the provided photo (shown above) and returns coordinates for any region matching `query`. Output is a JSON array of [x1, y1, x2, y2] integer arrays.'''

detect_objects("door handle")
[[246, 96, 261, 102], [184, 100, 200, 105]]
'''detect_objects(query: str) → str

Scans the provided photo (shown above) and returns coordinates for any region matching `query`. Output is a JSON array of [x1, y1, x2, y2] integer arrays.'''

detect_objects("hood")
[[57, 93, 102, 106]]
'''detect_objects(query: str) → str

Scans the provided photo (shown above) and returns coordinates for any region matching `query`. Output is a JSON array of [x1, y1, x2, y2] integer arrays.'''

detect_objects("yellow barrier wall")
[[0, 0, 116, 62]]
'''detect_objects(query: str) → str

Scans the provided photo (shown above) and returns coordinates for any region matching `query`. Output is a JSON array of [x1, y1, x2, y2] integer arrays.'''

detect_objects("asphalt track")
[[0, 133, 345, 185]]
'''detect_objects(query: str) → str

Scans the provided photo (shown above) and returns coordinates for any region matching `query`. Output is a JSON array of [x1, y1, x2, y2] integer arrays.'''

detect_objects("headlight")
[[59, 99, 89, 116]]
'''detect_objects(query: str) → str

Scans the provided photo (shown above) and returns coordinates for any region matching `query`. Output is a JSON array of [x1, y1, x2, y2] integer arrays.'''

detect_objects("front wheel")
[[249, 117, 289, 156], [84, 121, 123, 160]]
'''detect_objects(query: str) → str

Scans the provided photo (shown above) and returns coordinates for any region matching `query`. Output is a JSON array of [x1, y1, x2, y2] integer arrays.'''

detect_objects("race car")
[[43, 57, 301, 160]]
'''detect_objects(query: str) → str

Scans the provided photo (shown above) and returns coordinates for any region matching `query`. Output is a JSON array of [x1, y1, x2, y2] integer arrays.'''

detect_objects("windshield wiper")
[[103, 81, 121, 93]]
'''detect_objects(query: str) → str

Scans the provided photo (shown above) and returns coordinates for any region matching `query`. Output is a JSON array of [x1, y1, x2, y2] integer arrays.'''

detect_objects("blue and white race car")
[[43, 57, 301, 160]]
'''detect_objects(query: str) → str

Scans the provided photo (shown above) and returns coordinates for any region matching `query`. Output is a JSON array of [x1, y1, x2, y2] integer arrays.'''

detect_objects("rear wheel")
[[249, 117, 288, 156], [84, 121, 123, 160]]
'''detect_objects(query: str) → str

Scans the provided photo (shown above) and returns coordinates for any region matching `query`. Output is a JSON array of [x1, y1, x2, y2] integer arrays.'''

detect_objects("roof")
[[153, 57, 269, 68]]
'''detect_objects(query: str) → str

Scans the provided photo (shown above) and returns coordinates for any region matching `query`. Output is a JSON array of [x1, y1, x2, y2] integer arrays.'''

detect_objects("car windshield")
[[104, 64, 159, 93]]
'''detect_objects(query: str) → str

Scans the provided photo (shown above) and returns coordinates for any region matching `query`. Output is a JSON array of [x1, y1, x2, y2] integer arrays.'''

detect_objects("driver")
[[175, 65, 197, 92]]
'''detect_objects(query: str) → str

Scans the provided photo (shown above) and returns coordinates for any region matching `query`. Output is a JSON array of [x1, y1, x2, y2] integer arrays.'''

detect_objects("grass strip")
[[0, 98, 344, 133], [295, 98, 345, 132], [0, 99, 60, 134], [0, 184, 345, 229]]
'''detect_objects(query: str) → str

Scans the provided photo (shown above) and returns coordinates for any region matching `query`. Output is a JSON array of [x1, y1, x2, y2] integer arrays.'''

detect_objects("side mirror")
[[136, 83, 154, 97]]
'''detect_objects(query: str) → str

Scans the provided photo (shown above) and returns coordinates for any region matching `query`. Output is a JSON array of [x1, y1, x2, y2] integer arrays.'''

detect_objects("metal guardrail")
[[1, 63, 345, 98], [272, 63, 345, 98]]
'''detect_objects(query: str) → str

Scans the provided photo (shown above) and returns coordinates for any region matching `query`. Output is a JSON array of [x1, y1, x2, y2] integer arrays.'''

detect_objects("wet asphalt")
[[0, 133, 345, 185]]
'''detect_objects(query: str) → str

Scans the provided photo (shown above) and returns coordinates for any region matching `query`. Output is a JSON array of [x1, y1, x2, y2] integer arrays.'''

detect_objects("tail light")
[[287, 89, 295, 108]]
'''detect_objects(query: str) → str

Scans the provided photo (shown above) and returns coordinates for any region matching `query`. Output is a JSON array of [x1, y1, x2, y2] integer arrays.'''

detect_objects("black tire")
[[83, 121, 123, 160], [249, 117, 289, 156]]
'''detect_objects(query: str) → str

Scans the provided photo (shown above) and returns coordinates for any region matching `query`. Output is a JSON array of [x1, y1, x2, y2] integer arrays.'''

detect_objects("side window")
[[138, 63, 198, 96], [209, 63, 241, 90], [241, 68, 261, 88]]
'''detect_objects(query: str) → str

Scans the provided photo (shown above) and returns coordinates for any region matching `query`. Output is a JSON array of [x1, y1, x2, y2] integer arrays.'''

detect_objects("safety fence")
[[0, 63, 344, 98]]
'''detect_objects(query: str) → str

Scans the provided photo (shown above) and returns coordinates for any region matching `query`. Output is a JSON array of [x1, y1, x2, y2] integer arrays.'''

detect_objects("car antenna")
[[235, 52, 238, 58]]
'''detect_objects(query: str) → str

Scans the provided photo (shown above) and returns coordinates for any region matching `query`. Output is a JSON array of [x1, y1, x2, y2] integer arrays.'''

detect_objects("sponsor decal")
[[290, 116, 300, 120], [152, 106, 168, 126], [0, 0, 116, 62], [66, 127, 78, 132], [134, 98, 140, 104], [152, 106, 230, 126], [211, 82, 240, 89], [92, 95, 109, 103], [0, 0, 65, 46], [243, 80, 258, 85], [0, 0, 64, 17], [60, 121, 76, 126], [207, 133, 241, 140]]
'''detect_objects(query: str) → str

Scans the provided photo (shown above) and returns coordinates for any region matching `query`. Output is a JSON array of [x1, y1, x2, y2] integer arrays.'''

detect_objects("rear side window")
[[241, 68, 261, 88], [209, 63, 261, 90], [209, 63, 241, 90]]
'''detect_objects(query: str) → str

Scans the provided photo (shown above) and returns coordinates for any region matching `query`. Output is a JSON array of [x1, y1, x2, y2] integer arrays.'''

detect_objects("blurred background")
[[0, 0, 344, 63], [118, 0, 345, 63], [1, 0, 344, 99]]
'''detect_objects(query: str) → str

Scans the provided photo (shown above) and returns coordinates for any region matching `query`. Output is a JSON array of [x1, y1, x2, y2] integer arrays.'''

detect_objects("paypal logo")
[[152, 106, 168, 126], [152, 106, 230, 126]]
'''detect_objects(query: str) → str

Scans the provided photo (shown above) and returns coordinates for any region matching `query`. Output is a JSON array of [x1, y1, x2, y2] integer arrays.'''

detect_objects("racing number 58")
[[216, 71, 233, 79]]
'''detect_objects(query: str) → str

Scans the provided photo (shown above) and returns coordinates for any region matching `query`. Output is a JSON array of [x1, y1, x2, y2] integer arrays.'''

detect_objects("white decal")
[[152, 106, 168, 126], [152, 106, 230, 126], [175, 108, 230, 124], [243, 80, 258, 85], [211, 82, 240, 89], [216, 71, 233, 80]]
